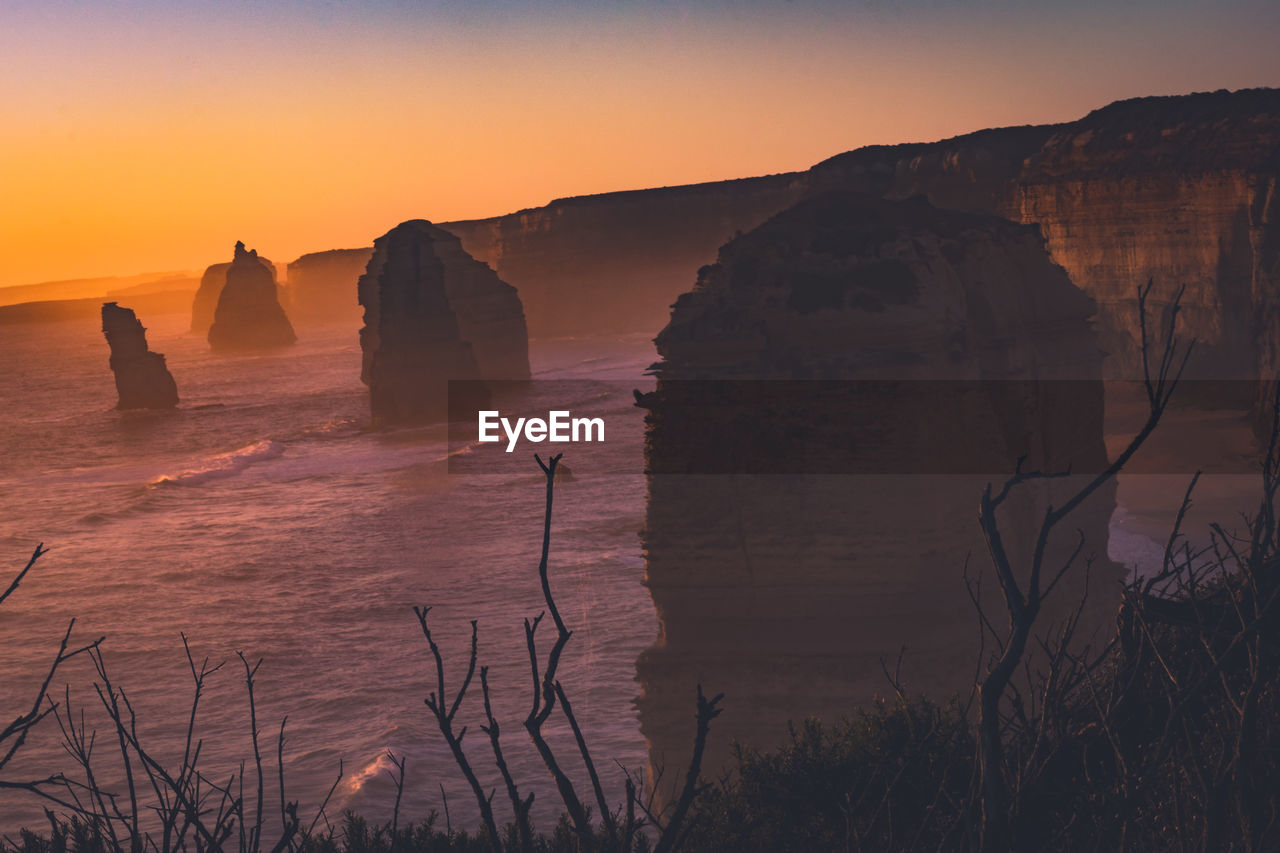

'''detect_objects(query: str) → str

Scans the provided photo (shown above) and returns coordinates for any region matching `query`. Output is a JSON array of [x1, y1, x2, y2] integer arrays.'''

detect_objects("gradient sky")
[[2, 0, 1278, 288]]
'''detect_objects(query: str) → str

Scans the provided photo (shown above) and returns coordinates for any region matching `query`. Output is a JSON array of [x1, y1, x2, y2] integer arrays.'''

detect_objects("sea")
[[0, 308, 1260, 840], [0, 312, 658, 838]]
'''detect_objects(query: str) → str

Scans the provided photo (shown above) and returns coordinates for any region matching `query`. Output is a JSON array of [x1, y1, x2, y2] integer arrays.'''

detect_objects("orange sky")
[[2, 1, 1278, 289]]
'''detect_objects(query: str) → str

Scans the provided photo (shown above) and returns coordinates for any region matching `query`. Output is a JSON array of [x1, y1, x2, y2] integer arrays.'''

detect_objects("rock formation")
[[190, 253, 278, 335], [1014, 91, 1280, 395], [207, 242, 297, 351], [284, 248, 374, 326], [424, 90, 1280, 407], [101, 302, 179, 409], [635, 192, 1118, 785], [189, 262, 231, 335], [442, 176, 809, 337], [358, 220, 530, 425]]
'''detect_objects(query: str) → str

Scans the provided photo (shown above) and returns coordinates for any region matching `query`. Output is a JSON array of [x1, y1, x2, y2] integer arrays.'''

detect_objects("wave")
[[343, 748, 399, 797], [149, 440, 285, 488]]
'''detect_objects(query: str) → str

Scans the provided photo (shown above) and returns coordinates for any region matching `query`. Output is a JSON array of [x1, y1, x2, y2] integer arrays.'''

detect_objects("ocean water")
[[0, 313, 658, 836], [1, 308, 1258, 841]]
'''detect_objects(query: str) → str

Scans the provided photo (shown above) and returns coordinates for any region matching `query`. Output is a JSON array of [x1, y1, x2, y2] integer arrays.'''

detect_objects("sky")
[[1, 0, 1278, 288]]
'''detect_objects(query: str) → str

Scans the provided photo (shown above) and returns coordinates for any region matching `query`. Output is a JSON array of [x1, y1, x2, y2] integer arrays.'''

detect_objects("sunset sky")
[[2, 0, 1278, 289]]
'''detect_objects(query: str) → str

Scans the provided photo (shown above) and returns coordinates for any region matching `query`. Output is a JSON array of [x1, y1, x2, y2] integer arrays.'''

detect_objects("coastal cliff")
[[207, 243, 297, 352], [1015, 90, 1280, 391], [101, 302, 179, 409], [441, 174, 809, 337], [635, 192, 1119, 782], [428, 89, 1280, 395], [284, 248, 373, 326], [273, 90, 1278, 378], [358, 220, 530, 425]]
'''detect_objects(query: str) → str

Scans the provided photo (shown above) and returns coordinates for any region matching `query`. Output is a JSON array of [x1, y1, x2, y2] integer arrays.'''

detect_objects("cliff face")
[[428, 90, 1280, 397], [1015, 91, 1280, 390], [284, 248, 374, 326], [358, 220, 530, 425], [101, 302, 179, 410], [441, 174, 809, 337], [803, 90, 1280, 393], [207, 243, 297, 352], [636, 192, 1119, 783]]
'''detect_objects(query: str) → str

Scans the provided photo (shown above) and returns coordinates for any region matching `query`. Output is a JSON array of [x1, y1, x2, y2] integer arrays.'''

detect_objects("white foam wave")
[[149, 440, 285, 488], [344, 748, 398, 796]]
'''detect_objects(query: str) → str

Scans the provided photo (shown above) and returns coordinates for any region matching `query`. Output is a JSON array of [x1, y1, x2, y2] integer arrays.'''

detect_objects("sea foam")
[[149, 439, 285, 488]]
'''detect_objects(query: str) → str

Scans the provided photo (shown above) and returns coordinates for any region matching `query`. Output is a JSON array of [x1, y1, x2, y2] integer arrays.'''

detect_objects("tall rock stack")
[[635, 192, 1118, 785], [358, 220, 530, 426], [207, 242, 297, 351], [190, 252, 279, 335], [101, 302, 179, 410]]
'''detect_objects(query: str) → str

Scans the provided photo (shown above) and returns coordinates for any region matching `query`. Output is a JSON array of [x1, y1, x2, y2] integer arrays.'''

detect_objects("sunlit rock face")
[[1018, 91, 1280, 396], [358, 220, 530, 426], [101, 302, 178, 410], [207, 242, 297, 352], [284, 248, 374, 326], [812, 89, 1280, 400], [635, 192, 1119, 785]]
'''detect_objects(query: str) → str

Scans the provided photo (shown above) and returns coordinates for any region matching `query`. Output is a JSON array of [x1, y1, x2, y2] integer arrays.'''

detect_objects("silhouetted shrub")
[[687, 698, 973, 851]]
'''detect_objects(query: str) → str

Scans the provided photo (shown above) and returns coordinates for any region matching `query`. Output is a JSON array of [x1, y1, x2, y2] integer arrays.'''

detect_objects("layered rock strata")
[[207, 242, 297, 351], [101, 302, 179, 409], [635, 192, 1120, 784], [284, 248, 374, 326], [358, 220, 530, 425]]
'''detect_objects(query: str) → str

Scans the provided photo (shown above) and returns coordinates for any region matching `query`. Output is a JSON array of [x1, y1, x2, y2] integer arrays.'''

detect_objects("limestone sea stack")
[[358, 220, 530, 425], [101, 302, 179, 409], [635, 192, 1118, 783], [190, 252, 277, 335], [207, 242, 297, 351]]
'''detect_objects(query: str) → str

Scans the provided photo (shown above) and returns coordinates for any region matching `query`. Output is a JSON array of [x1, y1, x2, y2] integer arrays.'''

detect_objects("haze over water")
[[0, 315, 656, 834]]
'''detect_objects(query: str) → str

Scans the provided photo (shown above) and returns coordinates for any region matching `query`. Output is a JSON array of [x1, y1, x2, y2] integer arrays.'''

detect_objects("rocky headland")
[[358, 220, 530, 425], [207, 242, 297, 352], [634, 192, 1119, 784], [101, 302, 179, 409]]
